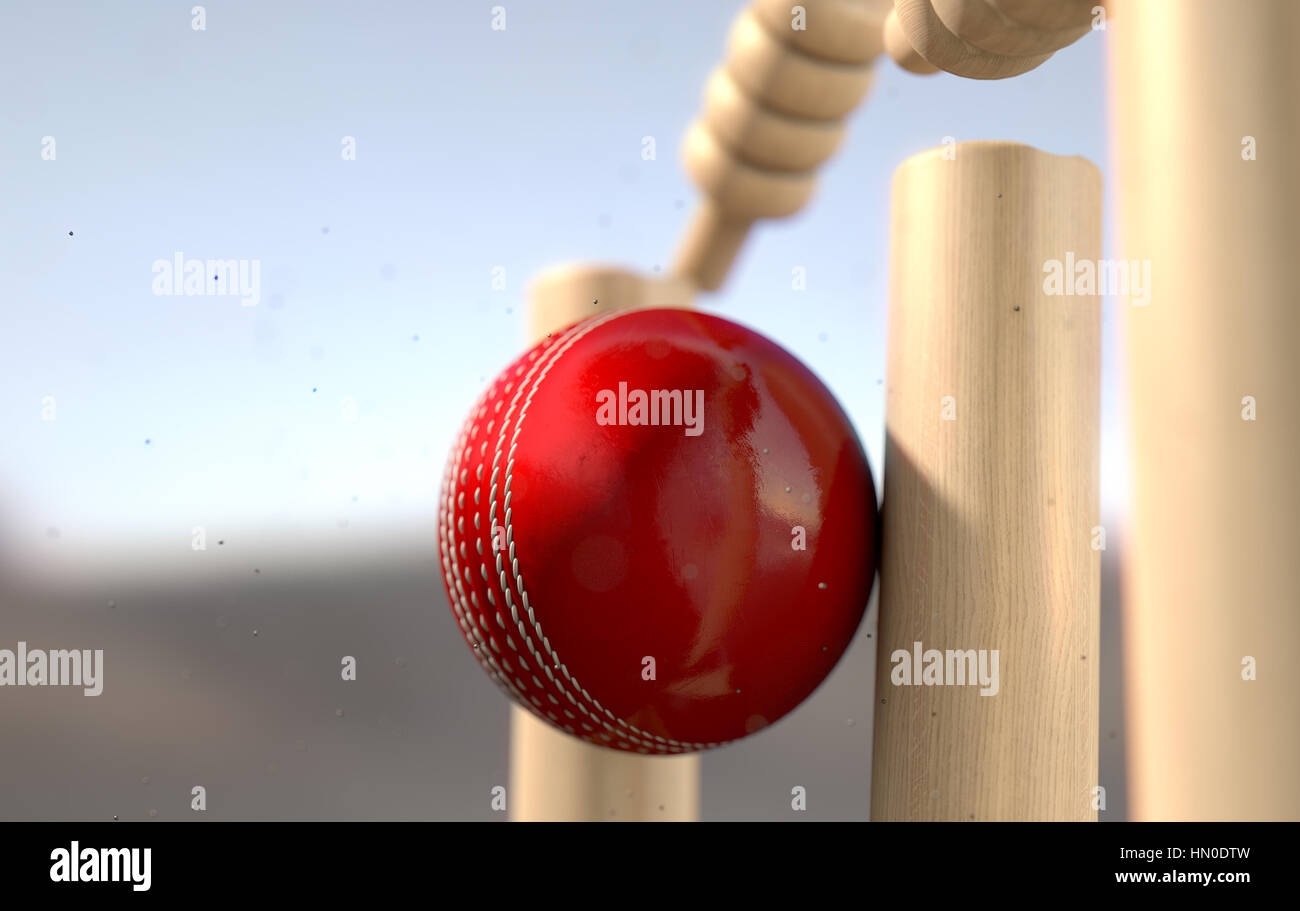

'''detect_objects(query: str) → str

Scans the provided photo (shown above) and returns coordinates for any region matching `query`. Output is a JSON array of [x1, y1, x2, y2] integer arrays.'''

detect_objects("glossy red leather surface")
[[438, 308, 877, 753]]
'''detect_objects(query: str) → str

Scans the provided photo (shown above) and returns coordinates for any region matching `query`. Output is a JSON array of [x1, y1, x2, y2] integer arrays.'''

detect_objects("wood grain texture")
[[885, 0, 1095, 79], [884, 8, 940, 74], [512, 264, 699, 822], [893, 0, 1054, 79], [1108, 0, 1300, 821], [930, 0, 1091, 57], [872, 141, 1101, 821]]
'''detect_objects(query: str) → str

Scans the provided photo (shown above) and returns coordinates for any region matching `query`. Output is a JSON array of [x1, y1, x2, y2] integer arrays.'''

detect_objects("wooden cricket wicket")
[[512, 1, 892, 821], [512, 265, 697, 822], [1108, 0, 1300, 821], [506, 1, 1141, 823], [871, 141, 1102, 821]]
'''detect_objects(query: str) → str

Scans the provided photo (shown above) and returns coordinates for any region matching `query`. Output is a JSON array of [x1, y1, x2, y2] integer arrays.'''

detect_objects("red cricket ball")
[[438, 308, 877, 753]]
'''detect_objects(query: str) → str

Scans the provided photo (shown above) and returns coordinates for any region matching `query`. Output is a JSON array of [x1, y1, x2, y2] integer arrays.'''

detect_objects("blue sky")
[[0, 0, 1117, 569]]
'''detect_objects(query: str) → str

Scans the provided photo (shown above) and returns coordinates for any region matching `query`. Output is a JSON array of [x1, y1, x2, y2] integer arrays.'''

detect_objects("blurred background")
[[0, 0, 1125, 820]]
